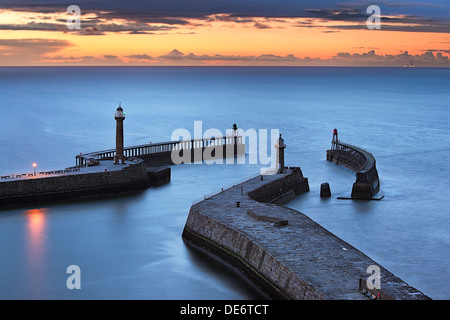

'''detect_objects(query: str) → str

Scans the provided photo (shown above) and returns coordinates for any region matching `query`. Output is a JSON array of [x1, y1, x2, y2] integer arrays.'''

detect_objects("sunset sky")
[[0, 0, 449, 66]]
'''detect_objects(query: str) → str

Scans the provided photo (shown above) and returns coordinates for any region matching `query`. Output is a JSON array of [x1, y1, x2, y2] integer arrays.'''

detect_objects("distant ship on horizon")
[[404, 59, 415, 68]]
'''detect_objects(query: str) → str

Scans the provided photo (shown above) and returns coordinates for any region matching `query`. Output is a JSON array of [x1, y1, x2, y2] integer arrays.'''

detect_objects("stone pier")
[[327, 141, 381, 200], [182, 168, 430, 300]]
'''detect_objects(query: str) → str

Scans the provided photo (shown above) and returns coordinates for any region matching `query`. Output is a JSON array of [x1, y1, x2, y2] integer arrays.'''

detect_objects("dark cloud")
[[125, 54, 155, 61], [78, 23, 175, 35], [300, 6, 450, 33], [42, 55, 94, 61], [424, 49, 450, 53], [379, 2, 441, 8], [0, 1, 323, 18], [334, 49, 449, 66], [0, 38, 69, 47], [159, 49, 185, 59], [94, 11, 192, 26], [305, 7, 435, 24], [0, 21, 66, 32], [254, 22, 271, 29], [158, 49, 306, 63], [305, 8, 368, 21], [0, 17, 179, 36], [82, 26, 103, 35], [39, 54, 125, 65], [324, 22, 450, 33], [0, 1, 448, 36], [0, 38, 72, 65], [0, 1, 448, 28], [208, 14, 255, 23]]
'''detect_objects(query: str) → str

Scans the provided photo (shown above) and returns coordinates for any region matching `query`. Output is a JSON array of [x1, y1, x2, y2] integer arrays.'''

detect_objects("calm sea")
[[0, 67, 448, 299]]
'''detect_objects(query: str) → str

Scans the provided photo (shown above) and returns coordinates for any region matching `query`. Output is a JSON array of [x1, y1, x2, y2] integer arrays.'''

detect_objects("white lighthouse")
[[275, 134, 286, 174]]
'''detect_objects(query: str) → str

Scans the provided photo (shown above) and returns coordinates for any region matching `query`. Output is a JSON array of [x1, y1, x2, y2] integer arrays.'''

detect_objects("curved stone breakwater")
[[327, 142, 381, 199], [182, 168, 430, 300]]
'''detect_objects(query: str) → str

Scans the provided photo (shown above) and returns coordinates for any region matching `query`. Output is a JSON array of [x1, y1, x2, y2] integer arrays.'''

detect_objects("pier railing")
[[331, 141, 370, 172], [76, 135, 243, 167], [0, 168, 81, 180], [191, 169, 270, 205]]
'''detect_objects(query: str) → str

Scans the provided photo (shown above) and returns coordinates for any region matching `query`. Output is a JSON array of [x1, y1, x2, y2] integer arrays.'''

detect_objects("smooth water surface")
[[0, 67, 448, 299]]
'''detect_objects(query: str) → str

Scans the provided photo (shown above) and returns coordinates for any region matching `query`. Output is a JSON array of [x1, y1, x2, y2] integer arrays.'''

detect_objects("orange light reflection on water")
[[25, 208, 47, 268]]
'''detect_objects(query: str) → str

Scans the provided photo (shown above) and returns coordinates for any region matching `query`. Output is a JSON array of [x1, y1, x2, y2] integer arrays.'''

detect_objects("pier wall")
[[0, 163, 150, 207], [327, 142, 380, 199], [146, 167, 171, 186], [247, 167, 309, 205], [182, 169, 430, 300], [183, 169, 324, 300], [183, 207, 324, 300]]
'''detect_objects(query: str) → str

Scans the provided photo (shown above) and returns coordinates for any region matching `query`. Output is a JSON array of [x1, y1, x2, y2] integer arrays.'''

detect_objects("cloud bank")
[[4, 43, 447, 67], [0, 1, 449, 35]]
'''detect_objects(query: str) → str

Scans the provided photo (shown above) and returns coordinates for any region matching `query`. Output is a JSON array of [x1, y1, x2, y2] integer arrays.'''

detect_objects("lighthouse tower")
[[331, 128, 338, 150], [275, 134, 286, 174], [114, 104, 126, 165]]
